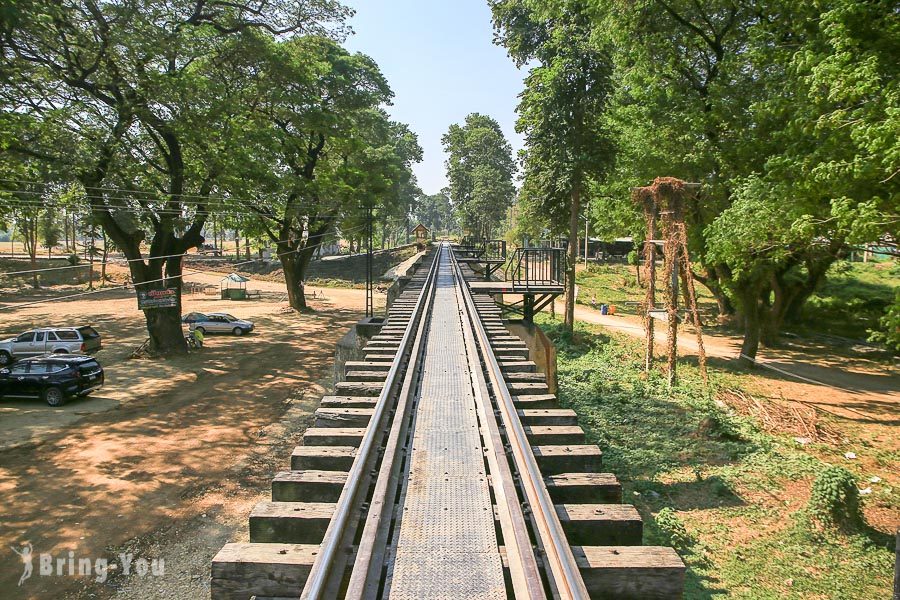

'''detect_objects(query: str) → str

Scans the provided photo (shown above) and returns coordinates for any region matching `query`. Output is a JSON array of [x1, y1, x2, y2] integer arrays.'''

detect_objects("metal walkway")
[[387, 245, 505, 598]]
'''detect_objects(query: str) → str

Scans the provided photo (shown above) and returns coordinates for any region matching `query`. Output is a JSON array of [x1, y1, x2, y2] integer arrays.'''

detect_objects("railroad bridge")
[[212, 242, 685, 599]]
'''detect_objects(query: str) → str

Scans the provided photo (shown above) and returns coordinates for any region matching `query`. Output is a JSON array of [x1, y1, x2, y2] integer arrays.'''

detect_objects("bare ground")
[[0, 273, 377, 599]]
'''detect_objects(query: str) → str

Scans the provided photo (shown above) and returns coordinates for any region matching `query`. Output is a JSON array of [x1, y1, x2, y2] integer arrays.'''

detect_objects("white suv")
[[0, 326, 102, 365]]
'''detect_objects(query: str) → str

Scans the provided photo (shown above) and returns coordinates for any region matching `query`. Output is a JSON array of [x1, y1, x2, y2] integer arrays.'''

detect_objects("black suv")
[[0, 355, 104, 406]]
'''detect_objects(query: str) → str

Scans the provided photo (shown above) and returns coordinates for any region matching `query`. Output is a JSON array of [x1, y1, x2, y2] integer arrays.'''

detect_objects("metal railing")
[[482, 239, 507, 261], [505, 247, 566, 289]]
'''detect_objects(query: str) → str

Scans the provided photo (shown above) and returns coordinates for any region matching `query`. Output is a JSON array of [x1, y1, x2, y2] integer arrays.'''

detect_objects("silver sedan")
[[185, 313, 255, 336]]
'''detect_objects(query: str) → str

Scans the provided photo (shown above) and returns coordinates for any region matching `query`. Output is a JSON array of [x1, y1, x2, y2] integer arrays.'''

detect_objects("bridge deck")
[[387, 245, 506, 598], [210, 242, 686, 600], [468, 280, 564, 295]]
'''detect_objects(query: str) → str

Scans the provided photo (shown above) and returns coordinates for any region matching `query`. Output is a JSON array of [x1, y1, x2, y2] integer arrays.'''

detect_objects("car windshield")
[[222, 314, 238, 321]]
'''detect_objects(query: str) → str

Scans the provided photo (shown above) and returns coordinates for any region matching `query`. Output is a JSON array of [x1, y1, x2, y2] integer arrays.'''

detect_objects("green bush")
[[867, 289, 900, 351], [808, 466, 863, 527], [66, 253, 80, 265], [655, 507, 693, 550]]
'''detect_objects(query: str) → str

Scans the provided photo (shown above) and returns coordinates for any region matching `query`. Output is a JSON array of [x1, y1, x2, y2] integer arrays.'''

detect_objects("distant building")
[[412, 223, 430, 247], [585, 237, 634, 262]]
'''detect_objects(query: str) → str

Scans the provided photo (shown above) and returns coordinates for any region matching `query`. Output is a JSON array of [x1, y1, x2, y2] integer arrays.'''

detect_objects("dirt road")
[[0, 282, 375, 598], [558, 300, 899, 422]]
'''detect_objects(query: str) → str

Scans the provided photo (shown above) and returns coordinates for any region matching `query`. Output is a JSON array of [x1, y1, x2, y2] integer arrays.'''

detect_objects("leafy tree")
[[491, 0, 615, 332], [216, 35, 421, 310], [40, 210, 61, 259], [567, 0, 898, 360], [415, 191, 455, 234], [441, 113, 516, 239], [1, 0, 349, 354]]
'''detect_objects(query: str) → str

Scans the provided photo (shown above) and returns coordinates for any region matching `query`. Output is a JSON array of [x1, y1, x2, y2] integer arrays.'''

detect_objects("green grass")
[[575, 260, 900, 344], [574, 263, 717, 317], [799, 260, 899, 341], [305, 277, 367, 290], [536, 314, 895, 599]]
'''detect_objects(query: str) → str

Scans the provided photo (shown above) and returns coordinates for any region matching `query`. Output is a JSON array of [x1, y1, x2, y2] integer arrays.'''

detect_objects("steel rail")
[[451, 248, 591, 600], [343, 246, 442, 599], [451, 254, 547, 600], [300, 248, 442, 600]]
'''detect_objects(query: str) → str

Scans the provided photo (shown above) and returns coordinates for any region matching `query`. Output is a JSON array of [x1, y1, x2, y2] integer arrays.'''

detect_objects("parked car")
[[181, 312, 207, 324], [186, 313, 254, 336], [0, 326, 102, 366], [196, 244, 222, 257], [0, 354, 104, 406]]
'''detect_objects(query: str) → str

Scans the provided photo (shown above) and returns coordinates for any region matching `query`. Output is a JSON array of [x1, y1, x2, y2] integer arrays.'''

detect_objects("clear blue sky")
[[342, 0, 526, 196]]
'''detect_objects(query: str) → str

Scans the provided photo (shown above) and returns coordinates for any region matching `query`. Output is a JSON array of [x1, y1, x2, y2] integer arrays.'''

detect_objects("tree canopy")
[[491, 0, 616, 331], [442, 113, 516, 239], [501, 0, 898, 354], [0, 0, 419, 352]]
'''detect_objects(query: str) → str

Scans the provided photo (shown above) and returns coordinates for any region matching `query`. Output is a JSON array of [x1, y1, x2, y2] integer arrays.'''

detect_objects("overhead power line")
[[0, 245, 307, 312], [0, 220, 379, 278], [0, 218, 390, 303], [0, 178, 415, 213]]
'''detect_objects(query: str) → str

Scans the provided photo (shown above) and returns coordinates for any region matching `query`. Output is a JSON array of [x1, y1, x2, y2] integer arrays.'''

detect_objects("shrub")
[[808, 466, 863, 527], [867, 289, 900, 352], [655, 506, 693, 549]]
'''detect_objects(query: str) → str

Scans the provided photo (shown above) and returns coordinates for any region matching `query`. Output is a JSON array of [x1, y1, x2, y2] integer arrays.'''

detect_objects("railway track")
[[212, 242, 684, 599]]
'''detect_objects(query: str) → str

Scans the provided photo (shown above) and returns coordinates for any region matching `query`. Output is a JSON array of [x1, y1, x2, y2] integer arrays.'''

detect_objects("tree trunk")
[[737, 285, 762, 366], [87, 227, 95, 290], [63, 210, 70, 252], [565, 183, 580, 332], [245, 236, 251, 261], [144, 307, 187, 354], [280, 249, 309, 312], [21, 214, 39, 289]]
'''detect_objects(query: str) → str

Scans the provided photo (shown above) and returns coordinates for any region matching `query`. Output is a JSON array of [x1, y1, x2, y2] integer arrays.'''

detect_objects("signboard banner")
[[137, 287, 180, 310]]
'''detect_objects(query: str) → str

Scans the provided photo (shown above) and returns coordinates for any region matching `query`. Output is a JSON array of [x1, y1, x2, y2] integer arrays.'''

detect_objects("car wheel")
[[44, 386, 66, 407], [0, 351, 10, 366], [233, 327, 244, 336], [53, 349, 68, 354], [195, 326, 205, 335]]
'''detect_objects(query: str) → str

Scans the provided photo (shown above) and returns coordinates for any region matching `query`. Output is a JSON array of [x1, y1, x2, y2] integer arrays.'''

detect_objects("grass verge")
[[536, 314, 895, 599]]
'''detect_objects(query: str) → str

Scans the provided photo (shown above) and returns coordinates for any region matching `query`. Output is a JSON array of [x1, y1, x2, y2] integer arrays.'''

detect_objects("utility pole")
[[584, 216, 589, 264], [365, 201, 374, 318]]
